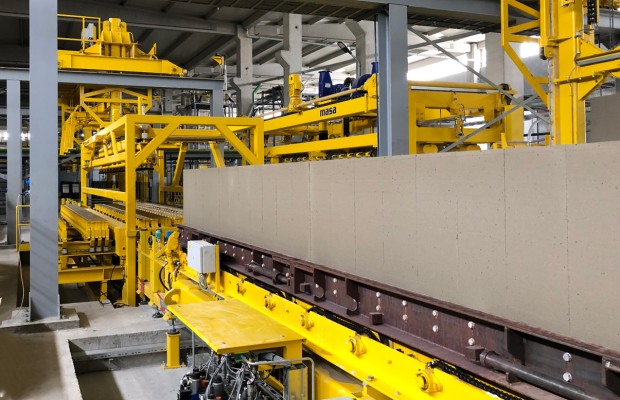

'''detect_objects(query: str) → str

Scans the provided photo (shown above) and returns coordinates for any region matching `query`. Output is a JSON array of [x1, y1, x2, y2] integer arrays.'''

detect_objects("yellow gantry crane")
[[502, 0, 620, 144], [55, 15, 265, 302]]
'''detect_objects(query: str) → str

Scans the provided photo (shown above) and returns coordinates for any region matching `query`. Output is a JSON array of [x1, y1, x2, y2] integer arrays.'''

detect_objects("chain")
[[428, 360, 525, 400]]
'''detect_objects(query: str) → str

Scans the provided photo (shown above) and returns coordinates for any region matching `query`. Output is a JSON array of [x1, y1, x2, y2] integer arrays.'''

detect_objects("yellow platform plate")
[[168, 300, 303, 354]]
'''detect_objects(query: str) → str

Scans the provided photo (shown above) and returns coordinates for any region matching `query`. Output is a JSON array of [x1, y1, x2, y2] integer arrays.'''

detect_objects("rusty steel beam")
[[176, 224, 620, 400]]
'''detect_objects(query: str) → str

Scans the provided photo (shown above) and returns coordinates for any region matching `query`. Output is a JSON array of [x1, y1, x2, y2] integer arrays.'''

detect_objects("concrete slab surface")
[[0, 302, 179, 400], [185, 143, 620, 351]]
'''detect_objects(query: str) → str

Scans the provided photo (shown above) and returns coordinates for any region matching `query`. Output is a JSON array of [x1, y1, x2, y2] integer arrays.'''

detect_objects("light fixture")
[[337, 41, 361, 77]]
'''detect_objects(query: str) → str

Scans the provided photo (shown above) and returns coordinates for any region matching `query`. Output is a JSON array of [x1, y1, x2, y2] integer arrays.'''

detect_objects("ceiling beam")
[[0, 0, 237, 35], [241, 10, 270, 29], [0, 45, 29, 67], [182, 11, 271, 69], [193, 63, 283, 78], [302, 44, 326, 57], [251, 23, 355, 42], [136, 28, 155, 45], [358, 0, 499, 21], [306, 49, 348, 68], [160, 32, 193, 59], [160, 1, 175, 13], [254, 43, 283, 65]]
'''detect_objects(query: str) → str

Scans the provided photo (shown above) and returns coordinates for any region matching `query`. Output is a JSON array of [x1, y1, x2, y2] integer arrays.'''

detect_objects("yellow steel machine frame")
[[60, 86, 153, 155], [261, 74, 524, 162], [49, 16, 176, 300], [80, 114, 264, 305], [137, 233, 517, 400], [501, 0, 620, 144], [58, 15, 184, 76]]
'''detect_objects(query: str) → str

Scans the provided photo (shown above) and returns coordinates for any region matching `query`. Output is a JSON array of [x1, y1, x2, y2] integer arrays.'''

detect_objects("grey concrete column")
[[466, 42, 479, 84], [29, 0, 59, 320], [345, 20, 376, 75], [6, 80, 21, 245], [275, 14, 302, 108], [377, 4, 409, 156], [231, 25, 254, 116], [484, 33, 525, 95]]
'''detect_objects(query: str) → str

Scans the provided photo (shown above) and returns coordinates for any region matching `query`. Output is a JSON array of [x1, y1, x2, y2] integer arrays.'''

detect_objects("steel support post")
[[124, 122, 137, 306], [276, 14, 303, 108], [6, 80, 21, 245], [29, 0, 59, 320], [377, 4, 409, 156], [211, 90, 224, 117]]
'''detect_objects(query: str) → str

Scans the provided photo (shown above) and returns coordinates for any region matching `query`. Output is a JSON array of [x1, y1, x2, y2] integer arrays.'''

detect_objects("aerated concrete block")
[[310, 159, 356, 274], [504, 146, 570, 336], [566, 142, 620, 349]]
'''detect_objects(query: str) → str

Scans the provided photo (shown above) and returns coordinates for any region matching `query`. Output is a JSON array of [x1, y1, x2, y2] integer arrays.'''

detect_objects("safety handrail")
[[15, 204, 30, 252]]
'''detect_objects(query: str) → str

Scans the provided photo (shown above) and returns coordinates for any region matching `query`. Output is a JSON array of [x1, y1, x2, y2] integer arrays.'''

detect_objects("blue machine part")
[[332, 83, 346, 94], [318, 70, 333, 97]]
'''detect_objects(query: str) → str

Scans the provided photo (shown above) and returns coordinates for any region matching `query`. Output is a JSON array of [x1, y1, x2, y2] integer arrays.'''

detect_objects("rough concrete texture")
[[0, 301, 180, 400], [590, 94, 620, 142], [184, 143, 620, 351], [77, 353, 183, 400], [0, 248, 19, 322]]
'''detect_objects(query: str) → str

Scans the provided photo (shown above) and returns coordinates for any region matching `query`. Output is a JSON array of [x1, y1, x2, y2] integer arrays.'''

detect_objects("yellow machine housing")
[[261, 73, 524, 163], [58, 15, 185, 76]]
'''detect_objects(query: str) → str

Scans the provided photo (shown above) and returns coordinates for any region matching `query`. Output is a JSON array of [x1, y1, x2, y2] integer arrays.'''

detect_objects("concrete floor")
[[78, 353, 183, 400], [0, 247, 19, 321], [0, 248, 187, 400]]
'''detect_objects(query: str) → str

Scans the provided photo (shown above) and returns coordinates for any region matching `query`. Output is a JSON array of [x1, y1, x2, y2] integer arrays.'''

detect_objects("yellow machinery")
[[54, 15, 265, 303], [43, 11, 620, 400], [78, 113, 263, 304], [140, 231, 516, 400], [260, 73, 524, 162], [502, 0, 620, 144], [138, 223, 620, 400], [57, 15, 184, 76]]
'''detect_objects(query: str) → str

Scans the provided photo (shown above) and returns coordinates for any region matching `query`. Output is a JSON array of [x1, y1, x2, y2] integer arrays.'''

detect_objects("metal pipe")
[[439, 95, 538, 153], [408, 81, 495, 91], [247, 262, 287, 284], [191, 330, 195, 367], [258, 86, 364, 118], [480, 351, 601, 400], [575, 50, 620, 67]]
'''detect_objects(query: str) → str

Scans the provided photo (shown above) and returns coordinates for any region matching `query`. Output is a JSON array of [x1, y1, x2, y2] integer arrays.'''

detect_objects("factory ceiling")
[[0, 0, 509, 71]]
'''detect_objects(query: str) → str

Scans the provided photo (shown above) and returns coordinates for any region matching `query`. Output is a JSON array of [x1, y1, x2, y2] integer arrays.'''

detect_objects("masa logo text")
[[319, 107, 337, 117]]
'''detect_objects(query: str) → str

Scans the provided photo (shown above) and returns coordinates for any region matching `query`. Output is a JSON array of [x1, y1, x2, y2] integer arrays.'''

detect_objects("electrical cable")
[[159, 265, 170, 291]]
